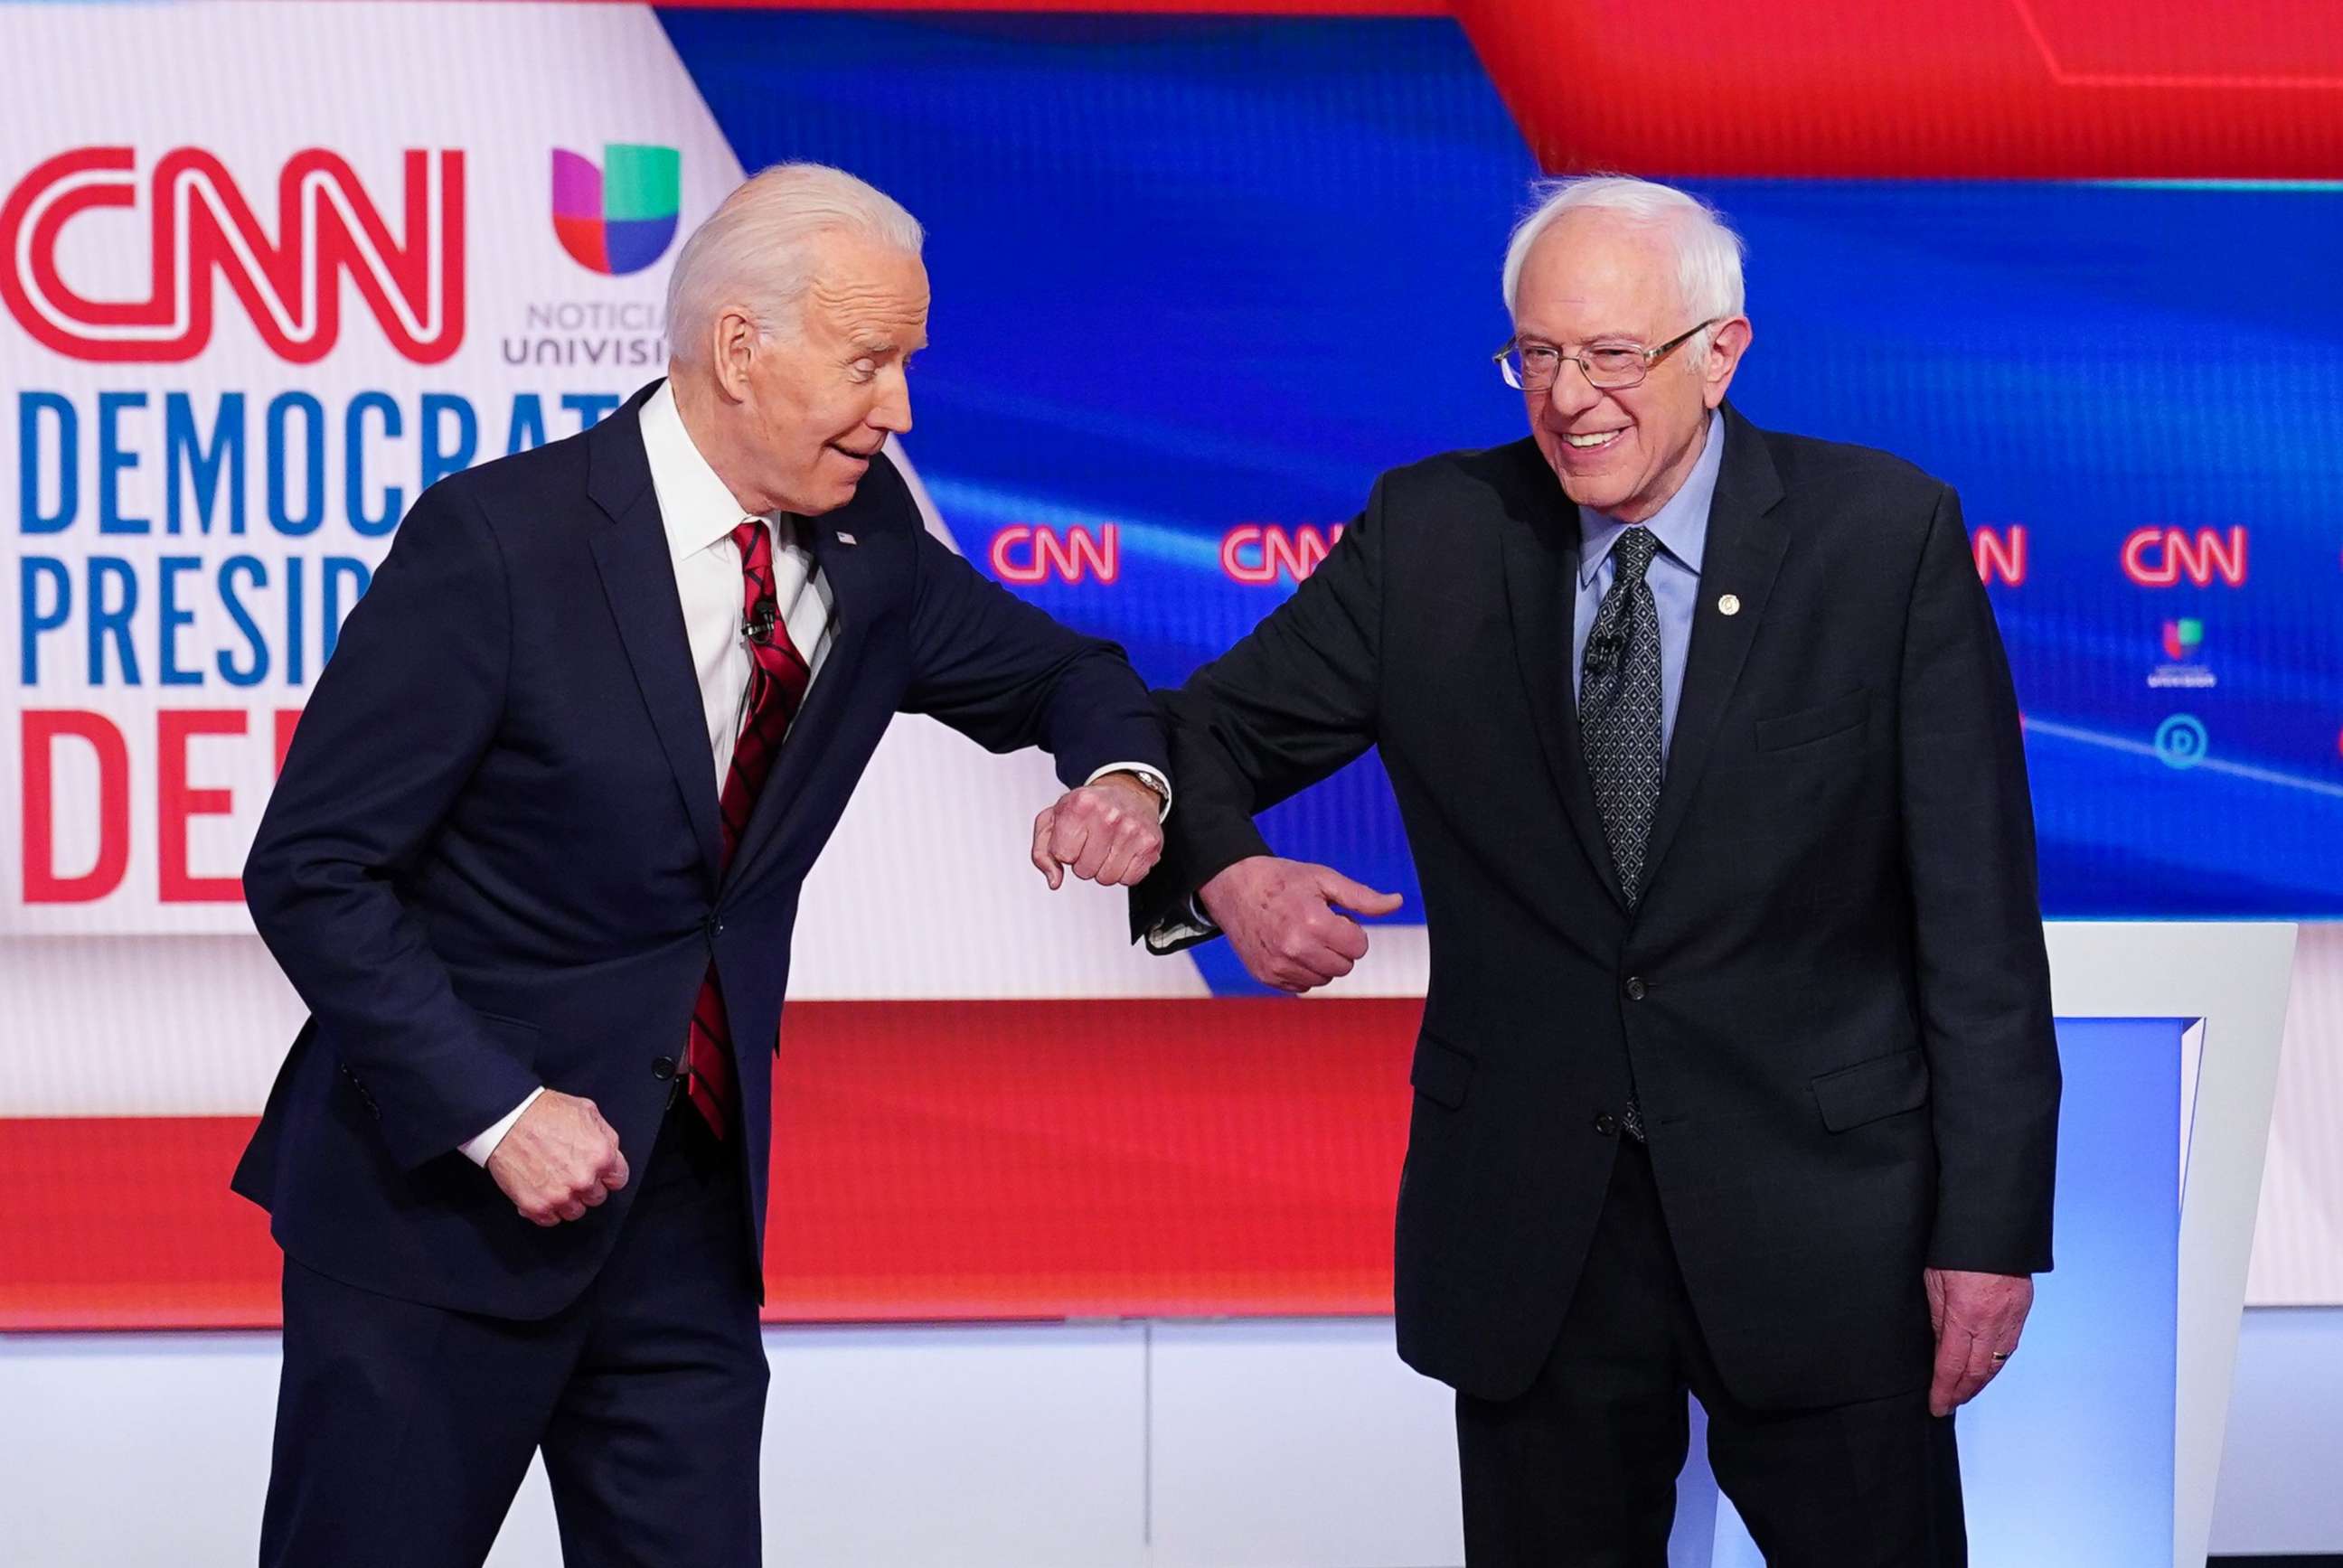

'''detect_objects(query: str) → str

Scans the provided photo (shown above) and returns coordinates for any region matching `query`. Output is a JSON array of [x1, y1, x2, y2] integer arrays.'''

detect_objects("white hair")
[[664, 163, 925, 365], [1501, 175, 1745, 343]]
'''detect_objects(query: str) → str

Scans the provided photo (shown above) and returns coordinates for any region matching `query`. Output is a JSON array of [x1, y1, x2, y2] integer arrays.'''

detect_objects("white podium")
[[1680, 921, 2296, 1568]]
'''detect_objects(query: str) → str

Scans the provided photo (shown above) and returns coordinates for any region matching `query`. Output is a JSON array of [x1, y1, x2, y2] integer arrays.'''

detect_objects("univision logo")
[[551, 144, 680, 277], [2149, 618, 2216, 690]]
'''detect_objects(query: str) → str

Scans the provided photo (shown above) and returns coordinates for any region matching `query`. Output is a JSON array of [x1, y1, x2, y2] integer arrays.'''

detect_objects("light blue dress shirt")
[[1570, 408, 1727, 765]]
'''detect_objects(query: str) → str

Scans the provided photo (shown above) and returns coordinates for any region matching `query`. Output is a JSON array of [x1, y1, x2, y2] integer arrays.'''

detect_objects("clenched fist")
[[486, 1090, 630, 1226], [1200, 855, 1405, 993], [1030, 773, 1164, 890]]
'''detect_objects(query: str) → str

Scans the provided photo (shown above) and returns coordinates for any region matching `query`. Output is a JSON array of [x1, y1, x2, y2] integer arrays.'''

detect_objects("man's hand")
[[485, 1090, 629, 1226], [1030, 774, 1164, 890], [1924, 1266, 2033, 1417], [1199, 855, 1404, 993]]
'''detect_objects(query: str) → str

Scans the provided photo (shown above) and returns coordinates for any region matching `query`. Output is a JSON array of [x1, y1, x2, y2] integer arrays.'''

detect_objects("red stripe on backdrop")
[[1447, 0, 2343, 179], [530, 1, 1449, 13], [0, 998, 1422, 1331]]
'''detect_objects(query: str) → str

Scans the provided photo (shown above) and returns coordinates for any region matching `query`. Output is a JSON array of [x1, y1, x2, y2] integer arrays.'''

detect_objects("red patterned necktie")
[[682, 518, 813, 1139]]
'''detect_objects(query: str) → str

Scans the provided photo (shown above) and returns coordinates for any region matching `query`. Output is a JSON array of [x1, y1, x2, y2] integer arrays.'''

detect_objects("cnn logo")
[[1222, 524, 1343, 585], [1971, 526, 2026, 587], [2122, 527, 2247, 587], [990, 525, 1119, 586], [0, 146, 465, 363]]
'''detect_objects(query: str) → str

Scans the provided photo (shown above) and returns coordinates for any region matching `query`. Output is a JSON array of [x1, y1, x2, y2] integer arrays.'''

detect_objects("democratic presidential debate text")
[[15, 387, 623, 689], [13, 386, 624, 916]]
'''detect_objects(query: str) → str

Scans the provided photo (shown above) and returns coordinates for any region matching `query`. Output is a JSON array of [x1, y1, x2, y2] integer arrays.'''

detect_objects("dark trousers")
[[259, 1103, 768, 1568], [1457, 1138, 1965, 1567]]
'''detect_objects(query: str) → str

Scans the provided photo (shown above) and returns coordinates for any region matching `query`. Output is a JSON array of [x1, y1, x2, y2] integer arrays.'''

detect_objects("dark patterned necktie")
[[1579, 524, 1663, 1142], [1581, 524, 1664, 905], [682, 519, 813, 1139]]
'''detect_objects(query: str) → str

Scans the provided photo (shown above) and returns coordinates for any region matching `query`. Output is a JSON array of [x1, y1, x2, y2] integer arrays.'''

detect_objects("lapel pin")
[[1717, 593, 1741, 616], [834, 531, 857, 546]]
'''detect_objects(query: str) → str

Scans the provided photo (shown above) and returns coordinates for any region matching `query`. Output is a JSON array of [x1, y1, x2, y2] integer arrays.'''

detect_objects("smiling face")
[[1512, 210, 1749, 521], [689, 228, 929, 517]]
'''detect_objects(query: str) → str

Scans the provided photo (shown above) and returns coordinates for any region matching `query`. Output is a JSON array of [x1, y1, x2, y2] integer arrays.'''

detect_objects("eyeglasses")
[[1493, 318, 1722, 392]]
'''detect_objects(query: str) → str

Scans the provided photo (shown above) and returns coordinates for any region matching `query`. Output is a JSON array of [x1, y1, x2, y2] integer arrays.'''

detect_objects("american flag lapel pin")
[[834, 530, 857, 546]]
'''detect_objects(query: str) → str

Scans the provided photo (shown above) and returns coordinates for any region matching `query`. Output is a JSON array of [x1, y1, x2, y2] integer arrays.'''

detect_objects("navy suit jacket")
[[234, 381, 1166, 1320], [1135, 408, 2058, 1411]]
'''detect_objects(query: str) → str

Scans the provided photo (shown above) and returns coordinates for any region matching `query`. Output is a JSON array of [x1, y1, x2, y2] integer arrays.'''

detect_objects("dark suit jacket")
[[236, 380, 1166, 1320], [1138, 404, 2059, 1412]]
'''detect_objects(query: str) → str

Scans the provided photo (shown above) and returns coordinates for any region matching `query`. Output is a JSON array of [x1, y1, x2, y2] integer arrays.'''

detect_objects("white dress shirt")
[[643, 380, 841, 784], [463, 382, 1163, 1165]]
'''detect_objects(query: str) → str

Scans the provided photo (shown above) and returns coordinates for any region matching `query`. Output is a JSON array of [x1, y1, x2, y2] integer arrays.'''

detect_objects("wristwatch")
[[1104, 768, 1171, 815]]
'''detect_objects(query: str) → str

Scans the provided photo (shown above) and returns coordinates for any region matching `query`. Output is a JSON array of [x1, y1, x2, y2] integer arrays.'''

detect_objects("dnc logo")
[[551, 144, 680, 277]]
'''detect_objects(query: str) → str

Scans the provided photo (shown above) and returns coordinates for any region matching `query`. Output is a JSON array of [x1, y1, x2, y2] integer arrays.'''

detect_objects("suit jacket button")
[[651, 1056, 676, 1080], [1624, 977, 1648, 1001], [1594, 1112, 1620, 1138]]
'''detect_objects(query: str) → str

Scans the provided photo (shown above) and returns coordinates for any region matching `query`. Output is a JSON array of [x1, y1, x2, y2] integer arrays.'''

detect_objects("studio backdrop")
[[2, 0, 2339, 1330]]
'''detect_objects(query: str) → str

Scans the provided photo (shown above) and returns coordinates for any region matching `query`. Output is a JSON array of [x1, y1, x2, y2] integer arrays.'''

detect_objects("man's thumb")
[[1319, 868, 1404, 917]]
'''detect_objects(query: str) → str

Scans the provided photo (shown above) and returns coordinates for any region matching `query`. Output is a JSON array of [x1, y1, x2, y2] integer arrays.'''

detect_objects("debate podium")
[[1676, 922, 2296, 1568]]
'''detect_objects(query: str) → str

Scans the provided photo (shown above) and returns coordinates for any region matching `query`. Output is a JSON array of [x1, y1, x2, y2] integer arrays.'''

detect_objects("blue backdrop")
[[660, 11, 2343, 965]]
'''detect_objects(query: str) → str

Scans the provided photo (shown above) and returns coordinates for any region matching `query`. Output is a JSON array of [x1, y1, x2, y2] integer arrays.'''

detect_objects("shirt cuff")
[[1144, 892, 1221, 954], [460, 1086, 545, 1166], [1086, 762, 1172, 822]]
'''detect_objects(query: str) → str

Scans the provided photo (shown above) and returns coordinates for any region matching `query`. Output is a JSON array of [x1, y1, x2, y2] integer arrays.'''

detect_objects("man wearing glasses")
[[1134, 176, 2059, 1563]]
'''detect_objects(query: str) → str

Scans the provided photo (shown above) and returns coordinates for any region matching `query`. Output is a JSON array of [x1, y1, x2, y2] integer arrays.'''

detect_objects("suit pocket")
[[1409, 1033, 1476, 1111], [1755, 690, 1870, 754], [1811, 1048, 1929, 1131]]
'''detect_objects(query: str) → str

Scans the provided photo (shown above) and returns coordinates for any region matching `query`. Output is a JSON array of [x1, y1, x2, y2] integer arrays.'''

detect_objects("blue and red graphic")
[[655, 3, 2343, 925]]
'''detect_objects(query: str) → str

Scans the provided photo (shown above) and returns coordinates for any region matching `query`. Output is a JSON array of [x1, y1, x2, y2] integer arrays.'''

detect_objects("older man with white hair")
[[234, 164, 1171, 1567], [1137, 176, 2060, 1563]]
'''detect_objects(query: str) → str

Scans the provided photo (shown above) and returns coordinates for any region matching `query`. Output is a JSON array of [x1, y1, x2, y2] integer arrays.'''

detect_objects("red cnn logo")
[[1971, 526, 2027, 587], [1222, 523, 1344, 585], [990, 524, 1119, 586], [2122, 527, 2248, 587], [0, 146, 465, 364]]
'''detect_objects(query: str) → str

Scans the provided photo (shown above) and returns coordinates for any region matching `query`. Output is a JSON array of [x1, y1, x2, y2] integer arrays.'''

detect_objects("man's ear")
[[710, 305, 761, 404], [1703, 315, 1753, 409]]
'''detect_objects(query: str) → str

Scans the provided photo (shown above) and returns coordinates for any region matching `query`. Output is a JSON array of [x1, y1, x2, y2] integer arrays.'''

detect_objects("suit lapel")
[[1496, 442, 1630, 912], [720, 516, 880, 893], [1639, 404, 1788, 901], [584, 383, 726, 886]]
